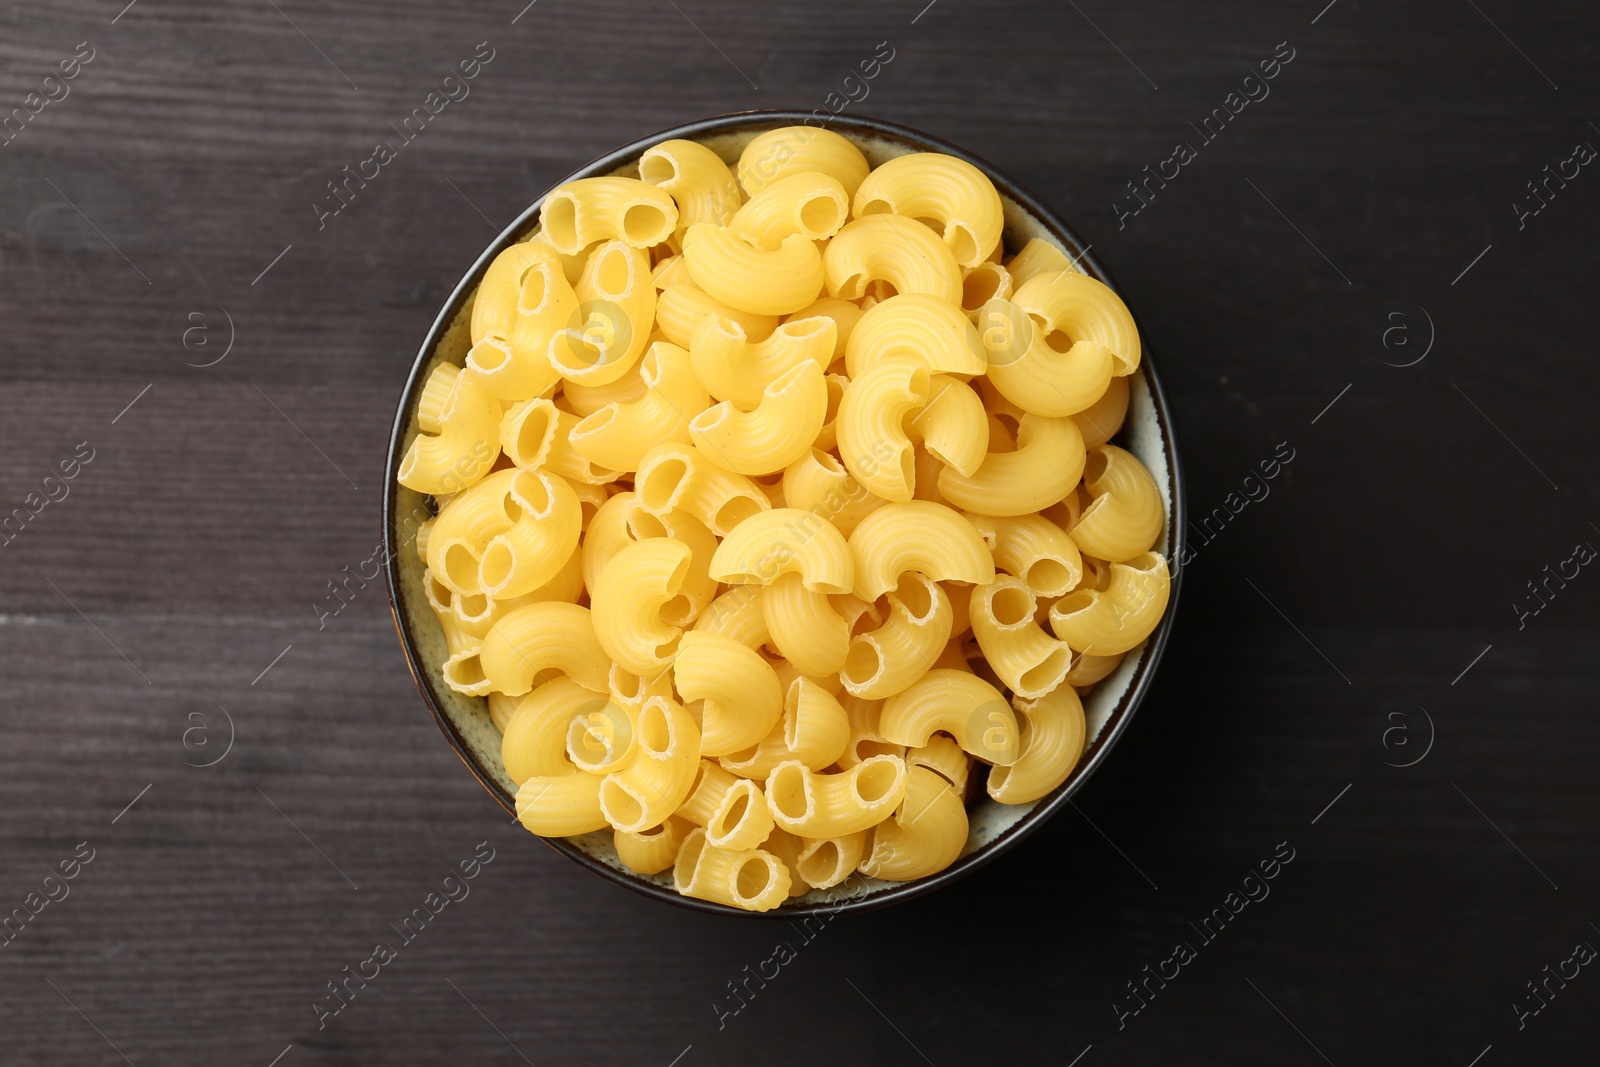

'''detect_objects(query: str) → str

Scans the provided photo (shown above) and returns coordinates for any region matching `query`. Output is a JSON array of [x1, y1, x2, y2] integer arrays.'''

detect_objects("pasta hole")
[[513, 407, 555, 464], [732, 855, 773, 901], [455, 592, 489, 622], [442, 543, 480, 592], [612, 666, 645, 703], [1084, 449, 1110, 484], [660, 594, 694, 628], [673, 830, 707, 890], [1046, 329, 1075, 354], [913, 216, 946, 237], [426, 572, 452, 607], [543, 197, 578, 251], [961, 264, 1003, 309], [857, 196, 892, 217], [715, 791, 750, 837], [1020, 648, 1072, 694], [1026, 558, 1074, 596], [478, 542, 514, 592], [854, 759, 899, 804], [842, 641, 883, 687], [621, 204, 669, 246], [990, 585, 1034, 627], [444, 652, 486, 689], [638, 154, 677, 186], [768, 765, 810, 819], [592, 247, 634, 298], [518, 265, 552, 315], [947, 224, 980, 268], [638, 702, 672, 755], [800, 194, 844, 236], [797, 841, 840, 884], [855, 738, 902, 762], [714, 495, 762, 532], [638, 458, 688, 511], [892, 574, 935, 620], [601, 780, 645, 830], [467, 336, 510, 372]]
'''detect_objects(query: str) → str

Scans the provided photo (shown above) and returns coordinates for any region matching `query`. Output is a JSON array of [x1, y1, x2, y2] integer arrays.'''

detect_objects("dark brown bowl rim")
[[383, 109, 1186, 918]]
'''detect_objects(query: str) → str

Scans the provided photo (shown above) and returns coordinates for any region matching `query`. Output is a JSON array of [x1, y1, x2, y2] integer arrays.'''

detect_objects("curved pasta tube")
[[1071, 373, 1130, 449], [840, 573, 954, 699], [823, 215, 963, 304], [581, 491, 635, 597], [599, 696, 700, 833], [480, 601, 610, 696], [428, 468, 519, 594], [938, 413, 1086, 517], [708, 507, 854, 594], [729, 171, 850, 249], [737, 126, 871, 198], [987, 686, 1086, 804], [701, 777, 777, 851], [756, 828, 813, 898], [1014, 268, 1139, 381], [692, 588, 773, 651], [515, 772, 608, 837], [965, 512, 1082, 597], [621, 504, 719, 627], [608, 659, 676, 716], [436, 613, 491, 696], [542, 409, 623, 486], [858, 765, 968, 880], [765, 755, 907, 838], [539, 176, 678, 255], [591, 538, 693, 675], [908, 375, 989, 477], [1069, 445, 1165, 562], [548, 241, 657, 387], [836, 353, 929, 502], [398, 364, 502, 495], [853, 152, 1004, 268], [673, 630, 784, 756], [1005, 236, 1074, 289], [906, 733, 970, 796], [682, 224, 825, 316], [615, 814, 694, 875], [467, 245, 575, 401], [969, 577, 1074, 699], [655, 283, 779, 349], [564, 693, 638, 774], [678, 759, 739, 826], [563, 361, 647, 416], [848, 501, 996, 599], [529, 228, 594, 286], [690, 360, 827, 476], [478, 470, 583, 598], [960, 261, 1013, 321], [720, 675, 851, 780], [651, 253, 691, 290], [672, 827, 791, 912], [843, 294, 987, 378], [634, 442, 770, 536], [781, 448, 886, 538], [785, 296, 863, 366], [836, 693, 903, 769], [568, 342, 709, 471], [638, 138, 742, 234], [689, 313, 836, 408], [879, 668, 1020, 765], [760, 571, 850, 677], [1066, 649, 1123, 687], [795, 831, 869, 890], [499, 397, 559, 469], [1048, 551, 1171, 655]]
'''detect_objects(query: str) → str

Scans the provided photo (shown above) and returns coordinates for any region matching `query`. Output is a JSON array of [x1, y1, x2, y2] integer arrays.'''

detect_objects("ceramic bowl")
[[383, 110, 1185, 917]]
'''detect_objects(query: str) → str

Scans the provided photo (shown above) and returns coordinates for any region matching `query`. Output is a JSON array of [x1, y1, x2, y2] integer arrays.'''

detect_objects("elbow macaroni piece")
[[1069, 445, 1165, 562], [614, 814, 694, 875], [879, 668, 1020, 765], [468, 242, 575, 401], [689, 313, 836, 408], [654, 283, 779, 349], [729, 171, 850, 249], [909, 375, 990, 478], [673, 827, 791, 911], [906, 733, 971, 796], [540, 176, 679, 255], [674, 630, 784, 756], [986, 686, 1086, 804], [708, 507, 854, 594], [1071, 373, 1130, 449], [478, 470, 583, 599], [859, 765, 969, 881], [765, 755, 908, 838], [824, 215, 963, 304], [634, 442, 770, 536], [848, 501, 996, 599], [638, 138, 743, 234], [835, 353, 929, 502], [938, 412, 1086, 517], [590, 537, 693, 675], [759, 571, 851, 678], [843, 293, 987, 379], [516, 772, 609, 837], [854, 152, 1004, 268], [1005, 236, 1074, 289], [968, 577, 1074, 699], [1048, 551, 1171, 655], [599, 696, 700, 833], [719, 675, 851, 779], [964, 512, 1082, 597], [682, 224, 826, 316], [786, 296, 863, 366], [568, 342, 709, 471], [781, 448, 886, 538], [480, 601, 611, 696], [795, 831, 869, 890], [692, 587, 774, 650], [689, 359, 827, 476], [548, 241, 657, 387], [840, 573, 954, 699], [398, 364, 502, 495], [737, 126, 871, 198]]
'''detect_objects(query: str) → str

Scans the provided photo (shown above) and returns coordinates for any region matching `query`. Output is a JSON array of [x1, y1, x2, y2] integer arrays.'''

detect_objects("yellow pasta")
[[968, 577, 1074, 699], [987, 685, 1086, 804], [859, 765, 969, 881], [638, 138, 743, 234], [673, 827, 791, 911], [729, 171, 850, 249], [398, 364, 502, 495], [590, 538, 693, 675], [689, 313, 835, 408], [1005, 236, 1074, 288], [835, 352, 928, 503], [848, 501, 995, 599], [480, 601, 610, 696], [654, 282, 779, 349], [719, 675, 851, 779], [835, 692, 903, 769], [760, 571, 850, 678], [1048, 551, 1171, 655], [548, 241, 657, 387], [737, 126, 871, 198], [909, 375, 990, 478], [854, 151, 1004, 268], [478, 470, 583, 598], [1072, 373, 1130, 449], [682, 224, 825, 316], [906, 733, 971, 796], [843, 293, 987, 378], [599, 696, 700, 833], [673, 630, 784, 756], [540, 176, 679, 254], [615, 814, 694, 875], [634, 442, 770, 536], [879, 668, 1020, 765], [568, 341, 708, 471], [516, 772, 608, 837], [467, 242, 574, 401], [964, 511, 1082, 597], [1069, 445, 1165, 562], [708, 506, 854, 594], [840, 572, 954, 699], [795, 831, 868, 890], [780, 448, 886, 538], [765, 755, 907, 838], [785, 296, 863, 365], [689, 360, 827, 476], [938, 412, 1086, 516], [823, 215, 963, 303], [498, 396, 560, 468]]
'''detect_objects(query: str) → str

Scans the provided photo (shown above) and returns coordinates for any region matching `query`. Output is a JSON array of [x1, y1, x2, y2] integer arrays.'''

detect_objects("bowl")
[[383, 110, 1186, 917]]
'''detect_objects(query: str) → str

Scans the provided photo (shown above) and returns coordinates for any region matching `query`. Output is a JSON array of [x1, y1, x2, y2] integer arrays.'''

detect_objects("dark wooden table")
[[3, 1, 1596, 1063]]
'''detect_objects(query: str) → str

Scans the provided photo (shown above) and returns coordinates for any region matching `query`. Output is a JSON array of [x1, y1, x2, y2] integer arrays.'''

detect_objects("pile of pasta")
[[398, 127, 1171, 911]]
